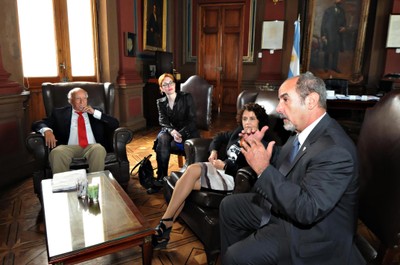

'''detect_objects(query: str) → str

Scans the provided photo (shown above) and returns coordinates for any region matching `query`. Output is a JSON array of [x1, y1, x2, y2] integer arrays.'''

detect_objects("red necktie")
[[76, 112, 88, 148]]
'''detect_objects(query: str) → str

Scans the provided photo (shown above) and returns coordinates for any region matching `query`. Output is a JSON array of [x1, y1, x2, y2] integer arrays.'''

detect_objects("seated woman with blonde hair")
[[152, 102, 273, 248]]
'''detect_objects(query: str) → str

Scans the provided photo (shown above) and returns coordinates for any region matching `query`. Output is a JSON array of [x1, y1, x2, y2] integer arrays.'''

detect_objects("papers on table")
[[52, 169, 87, 192], [330, 94, 380, 101]]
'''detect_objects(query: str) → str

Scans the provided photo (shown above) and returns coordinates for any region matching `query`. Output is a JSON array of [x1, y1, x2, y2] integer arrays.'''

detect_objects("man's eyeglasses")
[[162, 81, 175, 88]]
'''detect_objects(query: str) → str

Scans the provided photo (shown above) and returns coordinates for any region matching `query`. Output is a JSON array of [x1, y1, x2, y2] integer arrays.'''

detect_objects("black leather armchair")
[[163, 89, 289, 264], [26, 82, 133, 197], [355, 88, 400, 264]]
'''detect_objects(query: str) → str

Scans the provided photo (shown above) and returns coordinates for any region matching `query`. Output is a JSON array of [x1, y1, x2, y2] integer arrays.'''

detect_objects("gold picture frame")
[[143, 0, 167, 51], [302, 0, 370, 84]]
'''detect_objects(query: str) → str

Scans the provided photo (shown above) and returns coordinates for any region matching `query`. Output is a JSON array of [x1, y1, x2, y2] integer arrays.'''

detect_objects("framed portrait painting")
[[124, 32, 136, 57], [143, 0, 167, 51], [301, 0, 370, 83]]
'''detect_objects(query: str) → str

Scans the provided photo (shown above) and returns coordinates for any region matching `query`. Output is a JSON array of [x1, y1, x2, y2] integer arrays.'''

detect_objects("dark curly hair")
[[236, 102, 269, 130]]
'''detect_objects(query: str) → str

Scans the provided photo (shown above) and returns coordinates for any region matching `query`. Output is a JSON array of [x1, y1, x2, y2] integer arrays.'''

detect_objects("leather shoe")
[[146, 186, 161, 194], [152, 179, 164, 188]]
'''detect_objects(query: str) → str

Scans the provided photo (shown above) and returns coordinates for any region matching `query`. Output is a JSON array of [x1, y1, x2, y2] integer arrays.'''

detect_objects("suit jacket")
[[32, 105, 119, 152], [254, 114, 364, 264]]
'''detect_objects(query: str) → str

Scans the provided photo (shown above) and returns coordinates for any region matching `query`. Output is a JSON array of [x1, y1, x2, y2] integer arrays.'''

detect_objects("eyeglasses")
[[162, 81, 175, 88]]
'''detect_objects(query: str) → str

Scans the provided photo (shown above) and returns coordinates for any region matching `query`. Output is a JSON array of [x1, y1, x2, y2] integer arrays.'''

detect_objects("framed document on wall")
[[386, 15, 400, 48], [261, 21, 284, 50]]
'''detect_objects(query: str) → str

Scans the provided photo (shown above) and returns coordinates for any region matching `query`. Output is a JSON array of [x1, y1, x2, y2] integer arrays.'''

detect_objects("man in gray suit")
[[219, 72, 364, 264]]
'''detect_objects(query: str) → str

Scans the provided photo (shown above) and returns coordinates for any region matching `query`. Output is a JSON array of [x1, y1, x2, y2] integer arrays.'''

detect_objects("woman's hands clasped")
[[171, 129, 183, 143], [208, 150, 225, 170]]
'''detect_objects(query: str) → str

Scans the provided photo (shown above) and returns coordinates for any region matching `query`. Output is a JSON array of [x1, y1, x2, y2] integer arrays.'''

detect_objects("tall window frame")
[[17, 0, 99, 87]]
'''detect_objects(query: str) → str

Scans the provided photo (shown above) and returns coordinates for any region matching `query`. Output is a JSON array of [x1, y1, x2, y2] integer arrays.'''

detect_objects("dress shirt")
[[39, 109, 102, 146]]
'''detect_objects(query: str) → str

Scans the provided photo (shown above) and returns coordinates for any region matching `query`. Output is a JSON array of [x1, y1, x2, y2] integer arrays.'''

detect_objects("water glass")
[[88, 183, 99, 203]]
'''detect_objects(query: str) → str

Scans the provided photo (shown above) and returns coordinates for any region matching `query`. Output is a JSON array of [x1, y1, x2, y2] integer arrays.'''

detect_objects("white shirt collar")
[[297, 112, 327, 146]]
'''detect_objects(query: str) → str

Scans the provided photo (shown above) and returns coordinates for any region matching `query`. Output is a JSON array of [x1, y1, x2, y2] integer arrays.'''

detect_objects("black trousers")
[[154, 131, 183, 180]]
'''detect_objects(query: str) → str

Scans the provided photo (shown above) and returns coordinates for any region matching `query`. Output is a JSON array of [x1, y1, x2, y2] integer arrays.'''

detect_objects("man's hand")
[[241, 138, 275, 176], [82, 105, 94, 115], [44, 130, 57, 149]]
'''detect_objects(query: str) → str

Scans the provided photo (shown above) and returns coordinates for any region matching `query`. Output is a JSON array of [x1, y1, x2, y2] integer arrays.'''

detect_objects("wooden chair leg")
[[178, 155, 184, 168]]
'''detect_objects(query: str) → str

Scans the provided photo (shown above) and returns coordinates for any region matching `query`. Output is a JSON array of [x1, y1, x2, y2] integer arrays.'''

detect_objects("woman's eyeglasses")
[[162, 81, 175, 88]]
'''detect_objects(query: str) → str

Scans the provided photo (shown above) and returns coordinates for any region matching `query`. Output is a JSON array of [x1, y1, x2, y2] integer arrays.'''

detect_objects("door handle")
[[59, 63, 66, 70], [216, 66, 223, 72]]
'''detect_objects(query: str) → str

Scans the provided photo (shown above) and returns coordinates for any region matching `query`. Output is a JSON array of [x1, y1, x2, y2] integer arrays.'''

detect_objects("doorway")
[[197, 2, 244, 113]]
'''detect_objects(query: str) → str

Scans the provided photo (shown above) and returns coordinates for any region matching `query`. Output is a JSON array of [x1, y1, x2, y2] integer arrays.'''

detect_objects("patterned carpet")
[[0, 113, 235, 265]]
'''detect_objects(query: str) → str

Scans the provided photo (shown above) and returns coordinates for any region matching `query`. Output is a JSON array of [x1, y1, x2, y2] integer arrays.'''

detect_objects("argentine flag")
[[288, 18, 300, 77]]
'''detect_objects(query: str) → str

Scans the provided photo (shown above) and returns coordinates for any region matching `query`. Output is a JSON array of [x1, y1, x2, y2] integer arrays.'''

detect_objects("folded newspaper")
[[52, 169, 87, 192]]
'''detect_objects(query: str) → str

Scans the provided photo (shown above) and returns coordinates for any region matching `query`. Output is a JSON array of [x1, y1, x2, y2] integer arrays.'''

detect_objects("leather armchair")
[[26, 82, 133, 197], [163, 89, 289, 264], [355, 88, 400, 264]]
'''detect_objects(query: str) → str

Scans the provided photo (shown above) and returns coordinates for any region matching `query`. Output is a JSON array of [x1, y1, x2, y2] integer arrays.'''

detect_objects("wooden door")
[[197, 3, 244, 113]]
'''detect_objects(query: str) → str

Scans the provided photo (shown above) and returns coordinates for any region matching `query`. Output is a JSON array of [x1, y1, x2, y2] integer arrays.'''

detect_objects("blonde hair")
[[158, 73, 175, 87]]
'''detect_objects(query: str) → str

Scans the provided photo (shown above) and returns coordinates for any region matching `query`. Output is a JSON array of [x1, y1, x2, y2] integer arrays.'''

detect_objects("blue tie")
[[289, 136, 300, 163]]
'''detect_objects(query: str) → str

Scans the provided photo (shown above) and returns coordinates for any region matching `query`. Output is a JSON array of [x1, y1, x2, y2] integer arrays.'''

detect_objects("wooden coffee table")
[[41, 170, 154, 264]]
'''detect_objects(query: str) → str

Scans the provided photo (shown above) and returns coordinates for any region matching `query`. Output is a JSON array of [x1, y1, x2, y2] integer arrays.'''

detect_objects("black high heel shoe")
[[152, 217, 173, 249]]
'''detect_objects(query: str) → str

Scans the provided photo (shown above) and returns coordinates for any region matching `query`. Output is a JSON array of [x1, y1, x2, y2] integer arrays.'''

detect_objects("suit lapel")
[[278, 115, 332, 176]]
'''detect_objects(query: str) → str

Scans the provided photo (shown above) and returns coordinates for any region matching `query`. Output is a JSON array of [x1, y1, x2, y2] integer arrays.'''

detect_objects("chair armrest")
[[354, 233, 377, 263], [112, 127, 134, 162], [234, 166, 258, 193], [184, 138, 213, 165], [25, 133, 48, 168]]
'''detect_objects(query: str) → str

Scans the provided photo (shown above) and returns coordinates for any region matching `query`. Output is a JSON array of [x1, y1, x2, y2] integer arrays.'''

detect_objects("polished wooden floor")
[[0, 112, 236, 265]]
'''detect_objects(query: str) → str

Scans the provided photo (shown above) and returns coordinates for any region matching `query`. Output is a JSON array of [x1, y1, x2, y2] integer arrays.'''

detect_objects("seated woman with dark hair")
[[151, 73, 200, 194], [152, 102, 273, 249]]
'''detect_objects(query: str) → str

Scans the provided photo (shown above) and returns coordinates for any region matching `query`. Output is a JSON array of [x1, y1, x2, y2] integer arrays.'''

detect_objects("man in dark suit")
[[321, 0, 347, 73], [32, 87, 119, 174], [219, 72, 364, 264], [146, 3, 161, 47]]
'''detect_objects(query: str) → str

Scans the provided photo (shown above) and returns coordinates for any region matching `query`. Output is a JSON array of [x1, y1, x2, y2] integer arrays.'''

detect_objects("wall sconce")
[[261, 21, 284, 54], [272, 0, 283, 5]]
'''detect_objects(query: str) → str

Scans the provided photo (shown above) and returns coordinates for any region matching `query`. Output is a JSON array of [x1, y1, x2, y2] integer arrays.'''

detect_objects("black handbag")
[[130, 154, 155, 189]]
